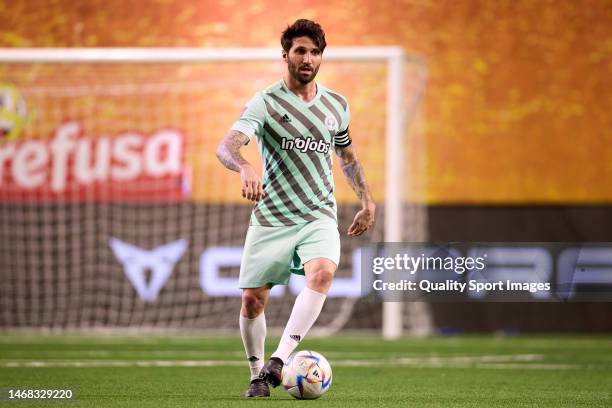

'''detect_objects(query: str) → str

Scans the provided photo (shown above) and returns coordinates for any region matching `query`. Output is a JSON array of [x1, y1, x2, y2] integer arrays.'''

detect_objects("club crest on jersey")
[[281, 136, 331, 153], [324, 115, 338, 131]]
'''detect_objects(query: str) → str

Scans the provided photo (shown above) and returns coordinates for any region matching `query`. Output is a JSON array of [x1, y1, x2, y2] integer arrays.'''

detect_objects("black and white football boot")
[[258, 357, 284, 388], [244, 378, 270, 398]]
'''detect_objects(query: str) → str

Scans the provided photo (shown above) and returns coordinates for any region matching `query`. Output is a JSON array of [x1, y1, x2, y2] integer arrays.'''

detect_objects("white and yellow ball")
[[0, 83, 28, 139]]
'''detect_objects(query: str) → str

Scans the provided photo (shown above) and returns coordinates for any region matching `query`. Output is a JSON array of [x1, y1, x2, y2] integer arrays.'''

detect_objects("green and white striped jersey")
[[231, 79, 352, 227]]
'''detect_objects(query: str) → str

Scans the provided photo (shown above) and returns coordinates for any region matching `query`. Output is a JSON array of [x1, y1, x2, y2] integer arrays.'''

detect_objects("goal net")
[[0, 48, 428, 335]]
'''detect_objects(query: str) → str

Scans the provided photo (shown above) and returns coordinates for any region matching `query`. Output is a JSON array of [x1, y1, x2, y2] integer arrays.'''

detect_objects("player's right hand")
[[240, 163, 266, 202]]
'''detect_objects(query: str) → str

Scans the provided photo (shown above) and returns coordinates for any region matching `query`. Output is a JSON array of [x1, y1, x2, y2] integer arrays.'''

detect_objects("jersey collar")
[[280, 79, 322, 107]]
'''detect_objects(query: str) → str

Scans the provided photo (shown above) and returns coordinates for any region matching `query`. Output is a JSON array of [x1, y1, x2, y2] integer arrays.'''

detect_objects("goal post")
[[0, 47, 428, 337]]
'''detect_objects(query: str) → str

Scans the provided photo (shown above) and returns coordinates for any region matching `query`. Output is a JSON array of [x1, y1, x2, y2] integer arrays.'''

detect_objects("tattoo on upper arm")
[[216, 130, 250, 172], [335, 145, 372, 202]]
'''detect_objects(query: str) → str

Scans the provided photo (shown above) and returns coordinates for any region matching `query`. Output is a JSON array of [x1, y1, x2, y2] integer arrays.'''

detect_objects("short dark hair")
[[281, 19, 327, 53]]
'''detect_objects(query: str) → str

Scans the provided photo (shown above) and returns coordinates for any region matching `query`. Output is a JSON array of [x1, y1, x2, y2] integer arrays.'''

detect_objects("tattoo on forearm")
[[216, 131, 250, 172], [336, 146, 372, 202]]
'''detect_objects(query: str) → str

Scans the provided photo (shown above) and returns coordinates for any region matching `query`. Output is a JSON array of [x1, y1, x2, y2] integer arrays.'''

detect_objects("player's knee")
[[241, 292, 265, 318], [307, 268, 334, 292]]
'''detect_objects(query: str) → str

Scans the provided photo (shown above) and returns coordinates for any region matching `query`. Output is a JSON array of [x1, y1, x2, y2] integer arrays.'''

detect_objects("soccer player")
[[216, 19, 375, 397]]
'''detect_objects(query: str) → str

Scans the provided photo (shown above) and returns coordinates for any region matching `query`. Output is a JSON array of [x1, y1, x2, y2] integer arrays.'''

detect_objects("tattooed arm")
[[335, 144, 376, 236], [216, 130, 265, 202]]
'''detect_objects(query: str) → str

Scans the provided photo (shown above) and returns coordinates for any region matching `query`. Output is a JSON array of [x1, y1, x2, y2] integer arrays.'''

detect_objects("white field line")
[[0, 351, 543, 358], [2, 360, 245, 368], [1, 348, 464, 356], [4, 350, 249, 358], [0, 354, 581, 370], [474, 363, 579, 370]]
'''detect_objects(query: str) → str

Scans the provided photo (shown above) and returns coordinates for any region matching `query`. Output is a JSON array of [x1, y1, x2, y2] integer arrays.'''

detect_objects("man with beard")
[[216, 19, 376, 398]]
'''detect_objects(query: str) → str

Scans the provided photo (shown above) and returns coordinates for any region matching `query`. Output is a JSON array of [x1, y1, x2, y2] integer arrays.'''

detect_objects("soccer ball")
[[0, 83, 28, 139], [282, 350, 332, 399]]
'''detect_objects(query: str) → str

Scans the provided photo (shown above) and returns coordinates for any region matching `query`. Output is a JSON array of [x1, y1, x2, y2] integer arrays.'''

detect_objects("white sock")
[[272, 287, 327, 363], [239, 313, 266, 381]]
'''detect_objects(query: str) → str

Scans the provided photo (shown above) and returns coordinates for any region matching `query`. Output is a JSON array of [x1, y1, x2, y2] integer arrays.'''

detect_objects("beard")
[[288, 59, 319, 85]]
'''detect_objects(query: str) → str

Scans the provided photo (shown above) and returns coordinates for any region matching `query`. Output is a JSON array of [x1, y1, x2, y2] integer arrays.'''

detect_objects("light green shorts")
[[239, 219, 341, 288]]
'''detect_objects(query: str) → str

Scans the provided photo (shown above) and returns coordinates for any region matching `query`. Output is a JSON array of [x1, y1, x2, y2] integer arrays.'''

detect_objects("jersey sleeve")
[[230, 93, 266, 142], [333, 102, 352, 148]]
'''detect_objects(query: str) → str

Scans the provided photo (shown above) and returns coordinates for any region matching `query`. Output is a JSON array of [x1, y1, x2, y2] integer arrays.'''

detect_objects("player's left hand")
[[348, 202, 375, 236]]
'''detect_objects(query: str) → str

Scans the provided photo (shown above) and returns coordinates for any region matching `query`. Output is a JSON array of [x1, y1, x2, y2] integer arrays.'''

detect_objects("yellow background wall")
[[2, 0, 610, 204]]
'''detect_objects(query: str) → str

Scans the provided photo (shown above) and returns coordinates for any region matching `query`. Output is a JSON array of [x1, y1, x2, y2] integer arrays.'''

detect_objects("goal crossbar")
[[0, 47, 404, 63]]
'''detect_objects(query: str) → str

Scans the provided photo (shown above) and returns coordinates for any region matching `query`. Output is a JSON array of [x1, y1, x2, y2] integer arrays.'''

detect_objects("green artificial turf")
[[0, 335, 611, 407]]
